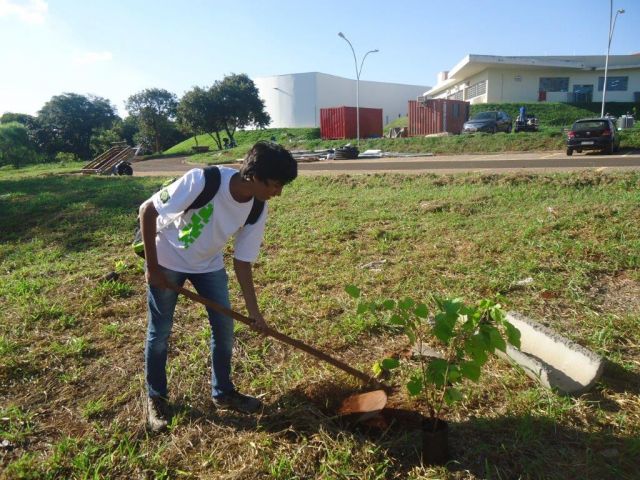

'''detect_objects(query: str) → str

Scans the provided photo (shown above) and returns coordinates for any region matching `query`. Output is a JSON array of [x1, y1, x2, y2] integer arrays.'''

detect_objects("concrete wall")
[[492, 67, 640, 103], [255, 72, 428, 128], [255, 73, 319, 128], [432, 67, 640, 104], [431, 71, 489, 105]]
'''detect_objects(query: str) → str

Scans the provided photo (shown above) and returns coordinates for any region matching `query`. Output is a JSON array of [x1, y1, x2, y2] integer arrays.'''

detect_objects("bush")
[[55, 152, 81, 164]]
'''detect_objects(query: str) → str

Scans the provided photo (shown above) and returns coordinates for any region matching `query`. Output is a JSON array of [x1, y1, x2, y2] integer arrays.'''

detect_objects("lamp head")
[[617, 8, 625, 14], [373, 49, 379, 53], [338, 32, 345, 38]]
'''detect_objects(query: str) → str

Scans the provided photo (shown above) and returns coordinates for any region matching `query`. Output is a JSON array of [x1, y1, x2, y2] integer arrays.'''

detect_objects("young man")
[[140, 141, 297, 432]]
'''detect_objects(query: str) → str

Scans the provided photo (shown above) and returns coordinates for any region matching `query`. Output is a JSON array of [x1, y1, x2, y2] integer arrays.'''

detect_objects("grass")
[[470, 102, 638, 127], [1, 164, 639, 478], [160, 103, 640, 165]]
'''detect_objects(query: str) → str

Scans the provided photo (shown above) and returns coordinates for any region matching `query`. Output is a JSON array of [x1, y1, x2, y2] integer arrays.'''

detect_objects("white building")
[[254, 72, 429, 128], [424, 54, 640, 105]]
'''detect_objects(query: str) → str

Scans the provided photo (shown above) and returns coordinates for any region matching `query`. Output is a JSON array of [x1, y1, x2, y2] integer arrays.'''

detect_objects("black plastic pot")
[[422, 417, 449, 465]]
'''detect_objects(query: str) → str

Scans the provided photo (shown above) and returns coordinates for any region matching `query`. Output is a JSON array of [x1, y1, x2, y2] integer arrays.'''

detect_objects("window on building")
[[465, 80, 487, 99], [539, 77, 569, 92], [448, 91, 463, 101], [598, 76, 628, 91], [452, 103, 460, 117]]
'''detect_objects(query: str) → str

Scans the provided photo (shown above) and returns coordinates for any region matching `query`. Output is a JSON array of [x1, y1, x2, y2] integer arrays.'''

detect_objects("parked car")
[[566, 118, 620, 156], [462, 111, 512, 134]]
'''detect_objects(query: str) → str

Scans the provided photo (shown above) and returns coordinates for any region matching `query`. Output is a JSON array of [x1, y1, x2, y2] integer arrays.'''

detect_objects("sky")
[[0, 0, 637, 117]]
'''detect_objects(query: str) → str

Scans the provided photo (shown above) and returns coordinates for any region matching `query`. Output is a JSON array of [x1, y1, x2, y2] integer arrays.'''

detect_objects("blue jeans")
[[145, 265, 235, 399]]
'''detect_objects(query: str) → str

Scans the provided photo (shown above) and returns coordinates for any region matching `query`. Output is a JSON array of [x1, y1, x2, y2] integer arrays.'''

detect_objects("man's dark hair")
[[240, 141, 297, 185]]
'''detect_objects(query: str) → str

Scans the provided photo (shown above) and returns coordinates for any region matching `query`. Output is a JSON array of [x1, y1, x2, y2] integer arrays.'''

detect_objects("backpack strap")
[[186, 166, 221, 211], [245, 199, 265, 225], [184, 165, 264, 225]]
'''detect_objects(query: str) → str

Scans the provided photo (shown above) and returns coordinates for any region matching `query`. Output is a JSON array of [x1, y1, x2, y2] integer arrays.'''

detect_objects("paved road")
[[132, 150, 640, 176]]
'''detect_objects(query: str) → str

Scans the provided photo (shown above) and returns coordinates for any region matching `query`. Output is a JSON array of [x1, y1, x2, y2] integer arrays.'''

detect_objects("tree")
[[213, 74, 270, 144], [0, 112, 36, 126], [37, 93, 118, 160], [125, 88, 178, 153], [0, 122, 38, 168], [89, 128, 123, 158], [177, 87, 208, 146], [177, 86, 226, 150], [115, 115, 140, 146], [0, 113, 46, 154]]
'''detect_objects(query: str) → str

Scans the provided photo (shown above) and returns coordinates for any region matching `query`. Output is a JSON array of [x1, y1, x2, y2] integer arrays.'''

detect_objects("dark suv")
[[566, 118, 620, 155], [462, 111, 512, 134]]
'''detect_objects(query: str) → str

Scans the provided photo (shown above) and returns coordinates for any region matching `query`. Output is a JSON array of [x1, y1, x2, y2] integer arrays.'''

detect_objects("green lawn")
[[1, 164, 639, 479]]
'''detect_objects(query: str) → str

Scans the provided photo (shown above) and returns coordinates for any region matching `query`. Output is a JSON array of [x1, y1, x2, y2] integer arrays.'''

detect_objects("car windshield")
[[472, 112, 497, 120], [573, 121, 608, 131]]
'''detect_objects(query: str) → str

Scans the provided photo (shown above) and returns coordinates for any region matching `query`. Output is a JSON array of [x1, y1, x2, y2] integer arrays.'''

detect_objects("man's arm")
[[140, 201, 169, 289], [233, 258, 267, 332]]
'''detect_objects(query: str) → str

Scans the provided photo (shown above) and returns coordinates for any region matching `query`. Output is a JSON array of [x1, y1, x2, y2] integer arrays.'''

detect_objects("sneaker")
[[147, 396, 171, 432], [212, 390, 262, 414]]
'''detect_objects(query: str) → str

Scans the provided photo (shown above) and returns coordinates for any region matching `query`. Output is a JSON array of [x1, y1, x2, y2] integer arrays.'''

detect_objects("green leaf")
[[488, 326, 507, 352], [398, 298, 415, 311], [447, 365, 461, 383], [464, 334, 489, 365], [460, 361, 481, 382], [444, 387, 464, 405], [414, 303, 429, 318], [442, 298, 463, 315], [426, 358, 449, 387], [372, 362, 383, 377], [356, 302, 369, 315], [389, 314, 405, 326], [433, 313, 455, 344], [345, 285, 360, 298], [381, 358, 400, 370], [381, 299, 395, 310], [407, 376, 423, 396], [406, 328, 417, 345], [505, 322, 521, 349], [489, 304, 506, 323]]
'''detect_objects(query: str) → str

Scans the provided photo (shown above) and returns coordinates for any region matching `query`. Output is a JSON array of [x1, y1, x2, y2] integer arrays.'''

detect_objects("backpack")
[[132, 166, 265, 258]]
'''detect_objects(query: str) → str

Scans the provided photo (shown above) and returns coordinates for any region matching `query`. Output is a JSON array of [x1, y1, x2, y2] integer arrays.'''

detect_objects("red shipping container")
[[408, 99, 469, 136], [320, 106, 383, 140]]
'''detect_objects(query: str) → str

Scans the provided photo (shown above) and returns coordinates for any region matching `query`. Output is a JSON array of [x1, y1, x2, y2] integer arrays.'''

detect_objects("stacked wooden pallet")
[[81, 144, 135, 175]]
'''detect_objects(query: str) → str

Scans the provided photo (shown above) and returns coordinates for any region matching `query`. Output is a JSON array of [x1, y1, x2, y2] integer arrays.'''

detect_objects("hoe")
[[170, 284, 389, 416]]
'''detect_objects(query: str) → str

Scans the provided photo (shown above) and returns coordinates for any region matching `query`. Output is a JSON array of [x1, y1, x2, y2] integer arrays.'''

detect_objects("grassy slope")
[[1, 165, 639, 479], [470, 102, 613, 126], [163, 103, 640, 164]]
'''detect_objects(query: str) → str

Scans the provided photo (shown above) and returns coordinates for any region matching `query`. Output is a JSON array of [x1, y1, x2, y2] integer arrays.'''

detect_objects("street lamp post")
[[601, 1, 625, 118], [338, 32, 378, 147]]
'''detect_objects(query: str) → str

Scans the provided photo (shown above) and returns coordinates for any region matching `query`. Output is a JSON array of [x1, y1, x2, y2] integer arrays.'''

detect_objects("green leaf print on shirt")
[[178, 203, 214, 248]]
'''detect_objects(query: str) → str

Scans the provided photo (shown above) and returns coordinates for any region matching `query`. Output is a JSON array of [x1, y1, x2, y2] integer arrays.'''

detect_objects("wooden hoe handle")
[[170, 284, 384, 389]]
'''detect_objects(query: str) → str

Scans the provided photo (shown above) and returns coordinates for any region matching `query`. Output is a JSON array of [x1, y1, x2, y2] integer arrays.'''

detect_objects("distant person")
[[519, 105, 526, 123], [223, 138, 230, 149], [229, 138, 237, 148], [138, 141, 298, 432], [270, 135, 277, 143]]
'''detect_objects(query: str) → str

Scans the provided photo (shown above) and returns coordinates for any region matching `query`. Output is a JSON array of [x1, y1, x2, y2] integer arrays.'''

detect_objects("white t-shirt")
[[149, 166, 267, 273]]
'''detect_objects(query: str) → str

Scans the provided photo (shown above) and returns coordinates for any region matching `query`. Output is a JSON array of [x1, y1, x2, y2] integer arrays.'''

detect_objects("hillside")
[[160, 103, 639, 162]]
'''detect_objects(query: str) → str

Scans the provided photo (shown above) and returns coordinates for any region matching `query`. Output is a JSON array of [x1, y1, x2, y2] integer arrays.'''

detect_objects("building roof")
[[255, 71, 429, 90], [426, 54, 640, 97]]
